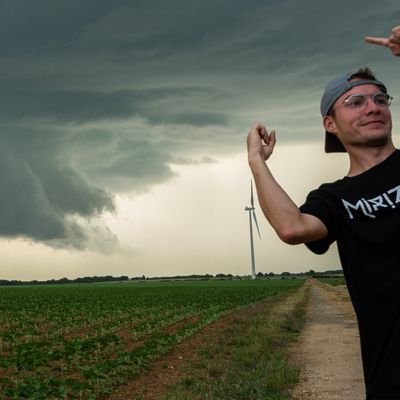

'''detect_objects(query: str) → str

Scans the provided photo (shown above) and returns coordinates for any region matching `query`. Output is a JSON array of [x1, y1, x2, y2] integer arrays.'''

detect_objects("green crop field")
[[0, 279, 303, 399]]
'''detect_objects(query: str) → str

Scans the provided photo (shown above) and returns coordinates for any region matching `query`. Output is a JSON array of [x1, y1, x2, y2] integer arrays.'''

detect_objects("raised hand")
[[365, 25, 400, 56], [247, 123, 276, 162]]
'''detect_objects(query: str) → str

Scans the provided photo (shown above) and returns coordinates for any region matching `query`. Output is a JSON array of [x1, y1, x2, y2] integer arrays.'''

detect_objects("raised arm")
[[247, 123, 328, 244], [365, 25, 400, 56]]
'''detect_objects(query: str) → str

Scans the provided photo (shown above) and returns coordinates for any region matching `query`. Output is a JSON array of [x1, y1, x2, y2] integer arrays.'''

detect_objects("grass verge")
[[317, 277, 345, 286], [162, 284, 309, 400]]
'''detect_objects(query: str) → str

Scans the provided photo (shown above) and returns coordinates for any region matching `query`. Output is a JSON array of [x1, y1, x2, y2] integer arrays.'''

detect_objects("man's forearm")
[[249, 154, 326, 244]]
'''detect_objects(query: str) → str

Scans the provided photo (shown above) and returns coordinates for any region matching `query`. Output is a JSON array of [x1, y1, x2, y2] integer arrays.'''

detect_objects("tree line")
[[0, 269, 343, 287]]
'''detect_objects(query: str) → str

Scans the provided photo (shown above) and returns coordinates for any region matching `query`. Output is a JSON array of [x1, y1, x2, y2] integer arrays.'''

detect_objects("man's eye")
[[347, 96, 364, 107], [374, 95, 388, 105]]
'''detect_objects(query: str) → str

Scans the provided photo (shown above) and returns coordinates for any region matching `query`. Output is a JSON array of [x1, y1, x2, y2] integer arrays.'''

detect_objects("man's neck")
[[347, 143, 397, 177]]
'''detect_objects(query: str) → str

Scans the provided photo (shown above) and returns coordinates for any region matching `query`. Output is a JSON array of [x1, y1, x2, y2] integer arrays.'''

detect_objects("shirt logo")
[[342, 184, 400, 220]]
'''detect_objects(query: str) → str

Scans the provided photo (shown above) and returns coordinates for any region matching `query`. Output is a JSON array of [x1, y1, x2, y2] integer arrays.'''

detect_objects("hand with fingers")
[[365, 25, 400, 56], [247, 123, 276, 162]]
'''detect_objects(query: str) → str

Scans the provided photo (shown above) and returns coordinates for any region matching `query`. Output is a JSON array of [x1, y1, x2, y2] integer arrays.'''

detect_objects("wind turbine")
[[245, 181, 261, 280]]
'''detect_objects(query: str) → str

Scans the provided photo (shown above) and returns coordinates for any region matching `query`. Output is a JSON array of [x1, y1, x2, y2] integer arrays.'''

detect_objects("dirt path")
[[290, 280, 365, 399]]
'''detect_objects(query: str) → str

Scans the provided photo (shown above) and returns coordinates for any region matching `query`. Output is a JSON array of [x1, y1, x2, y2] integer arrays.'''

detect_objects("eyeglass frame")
[[331, 91, 393, 113]]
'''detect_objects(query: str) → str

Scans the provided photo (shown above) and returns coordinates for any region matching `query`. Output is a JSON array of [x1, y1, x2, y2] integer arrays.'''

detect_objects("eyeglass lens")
[[346, 93, 392, 108]]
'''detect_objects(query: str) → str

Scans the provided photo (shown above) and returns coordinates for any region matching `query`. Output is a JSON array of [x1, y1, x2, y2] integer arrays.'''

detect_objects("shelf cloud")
[[1, 0, 399, 249]]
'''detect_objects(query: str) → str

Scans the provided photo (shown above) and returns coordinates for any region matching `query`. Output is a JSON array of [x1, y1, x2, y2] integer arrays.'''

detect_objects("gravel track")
[[290, 280, 365, 399]]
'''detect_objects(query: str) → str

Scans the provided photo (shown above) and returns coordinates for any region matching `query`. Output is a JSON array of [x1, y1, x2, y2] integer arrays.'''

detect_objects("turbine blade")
[[252, 210, 261, 239], [250, 180, 254, 207]]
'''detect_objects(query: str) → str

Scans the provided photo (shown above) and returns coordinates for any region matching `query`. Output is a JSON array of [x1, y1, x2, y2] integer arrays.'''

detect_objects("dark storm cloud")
[[0, 131, 115, 248], [0, 0, 129, 56], [68, 132, 177, 192], [0, 86, 229, 125], [1, 0, 399, 249]]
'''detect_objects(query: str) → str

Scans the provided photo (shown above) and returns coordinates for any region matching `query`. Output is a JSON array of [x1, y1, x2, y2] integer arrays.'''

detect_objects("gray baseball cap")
[[320, 72, 387, 153]]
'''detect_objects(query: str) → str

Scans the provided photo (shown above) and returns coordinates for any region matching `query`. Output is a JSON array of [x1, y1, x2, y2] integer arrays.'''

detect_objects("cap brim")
[[325, 131, 346, 153]]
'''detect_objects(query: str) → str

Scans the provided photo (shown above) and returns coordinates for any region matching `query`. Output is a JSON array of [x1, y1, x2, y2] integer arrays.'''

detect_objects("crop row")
[[0, 279, 303, 399]]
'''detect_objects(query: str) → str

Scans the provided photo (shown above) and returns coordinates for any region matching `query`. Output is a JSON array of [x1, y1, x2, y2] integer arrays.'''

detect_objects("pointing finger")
[[365, 36, 389, 47]]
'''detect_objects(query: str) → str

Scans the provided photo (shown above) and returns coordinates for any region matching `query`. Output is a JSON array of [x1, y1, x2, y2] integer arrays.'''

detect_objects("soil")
[[290, 279, 365, 399], [105, 299, 271, 400]]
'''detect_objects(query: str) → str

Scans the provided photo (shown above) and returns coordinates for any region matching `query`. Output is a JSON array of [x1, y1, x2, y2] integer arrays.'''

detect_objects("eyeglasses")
[[335, 92, 393, 112]]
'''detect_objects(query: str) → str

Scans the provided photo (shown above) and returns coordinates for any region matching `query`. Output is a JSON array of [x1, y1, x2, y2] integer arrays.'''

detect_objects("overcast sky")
[[1, 0, 400, 280]]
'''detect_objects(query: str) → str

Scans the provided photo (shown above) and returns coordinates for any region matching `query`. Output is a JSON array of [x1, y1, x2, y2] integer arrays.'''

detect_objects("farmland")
[[0, 279, 304, 399]]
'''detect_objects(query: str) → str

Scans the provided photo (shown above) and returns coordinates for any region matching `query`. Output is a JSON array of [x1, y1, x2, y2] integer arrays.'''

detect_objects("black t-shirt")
[[300, 149, 400, 399]]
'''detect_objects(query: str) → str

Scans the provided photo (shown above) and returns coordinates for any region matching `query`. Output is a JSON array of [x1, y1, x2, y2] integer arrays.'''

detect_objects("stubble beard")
[[356, 128, 392, 149]]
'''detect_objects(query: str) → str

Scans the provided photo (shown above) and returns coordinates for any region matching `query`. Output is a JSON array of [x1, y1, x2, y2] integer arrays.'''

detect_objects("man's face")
[[324, 84, 393, 151]]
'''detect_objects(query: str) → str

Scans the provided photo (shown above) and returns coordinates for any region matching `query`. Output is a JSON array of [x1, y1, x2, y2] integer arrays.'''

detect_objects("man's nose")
[[364, 97, 381, 113]]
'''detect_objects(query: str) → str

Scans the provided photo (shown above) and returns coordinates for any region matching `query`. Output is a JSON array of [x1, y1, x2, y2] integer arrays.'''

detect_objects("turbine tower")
[[245, 181, 261, 279]]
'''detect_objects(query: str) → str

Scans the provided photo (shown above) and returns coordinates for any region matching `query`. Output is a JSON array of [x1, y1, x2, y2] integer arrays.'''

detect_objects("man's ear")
[[323, 115, 338, 134]]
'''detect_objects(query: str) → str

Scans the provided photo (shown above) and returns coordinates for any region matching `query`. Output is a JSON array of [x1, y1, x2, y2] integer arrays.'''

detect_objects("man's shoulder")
[[310, 178, 348, 197], [318, 178, 347, 191], [308, 149, 400, 202]]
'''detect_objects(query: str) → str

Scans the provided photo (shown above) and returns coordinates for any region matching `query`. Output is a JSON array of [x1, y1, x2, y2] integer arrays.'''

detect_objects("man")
[[247, 26, 400, 399]]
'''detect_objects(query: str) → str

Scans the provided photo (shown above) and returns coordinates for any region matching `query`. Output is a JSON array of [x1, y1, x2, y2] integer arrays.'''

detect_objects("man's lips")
[[360, 120, 385, 127]]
